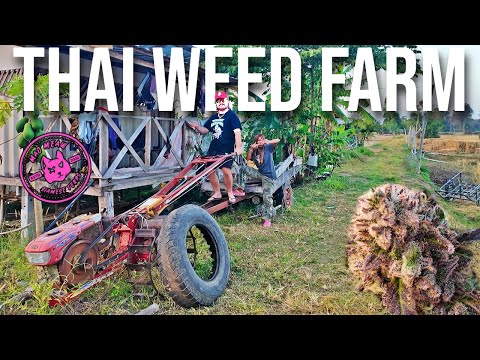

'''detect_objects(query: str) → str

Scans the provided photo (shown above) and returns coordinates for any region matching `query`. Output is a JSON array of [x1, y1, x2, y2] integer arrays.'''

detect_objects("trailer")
[[201, 153, 303, 214]]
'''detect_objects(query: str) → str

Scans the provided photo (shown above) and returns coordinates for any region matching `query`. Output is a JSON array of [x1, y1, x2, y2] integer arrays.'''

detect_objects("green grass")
[[1, 135, 479, 315]]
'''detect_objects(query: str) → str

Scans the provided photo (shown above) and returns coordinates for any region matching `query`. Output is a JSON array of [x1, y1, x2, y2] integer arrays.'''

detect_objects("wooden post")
[[0, 185, 5, 225], [32, 163, 44, 236], [98, 190, 114, 218], [98, 114, 114, 217], [21, 187, 34, 240], [98, 115, 109, 178], [145, 119, 151, 170], [34, 199, 44, 236], [417, 112, 428, 174]]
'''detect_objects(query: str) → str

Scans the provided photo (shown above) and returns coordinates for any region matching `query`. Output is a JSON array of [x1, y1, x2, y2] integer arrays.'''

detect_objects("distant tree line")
[[378, 103, 480, 138]]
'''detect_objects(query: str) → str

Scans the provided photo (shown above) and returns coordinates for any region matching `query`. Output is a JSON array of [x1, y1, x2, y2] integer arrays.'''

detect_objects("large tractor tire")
[[153, 204, 230, 308]]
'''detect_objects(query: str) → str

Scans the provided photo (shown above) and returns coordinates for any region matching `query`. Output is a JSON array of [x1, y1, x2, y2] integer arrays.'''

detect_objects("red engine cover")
[[24, 213, 103, 266]]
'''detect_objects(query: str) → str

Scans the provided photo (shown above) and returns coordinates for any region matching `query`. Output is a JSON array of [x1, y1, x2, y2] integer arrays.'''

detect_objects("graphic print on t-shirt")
[[211, 118, 224, 139]]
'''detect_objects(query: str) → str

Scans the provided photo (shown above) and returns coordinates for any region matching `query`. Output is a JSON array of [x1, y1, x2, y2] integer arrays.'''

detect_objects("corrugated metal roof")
[[0, 68, 23, 96], [32, 67, 131, 105], [47, 45, 202, 74], [128, 45, 200, 63], [0, 102, 23, 177]]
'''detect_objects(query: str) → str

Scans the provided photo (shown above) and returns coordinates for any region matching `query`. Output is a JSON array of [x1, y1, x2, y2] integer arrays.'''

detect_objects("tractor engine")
[[24, 213, 114, 287]]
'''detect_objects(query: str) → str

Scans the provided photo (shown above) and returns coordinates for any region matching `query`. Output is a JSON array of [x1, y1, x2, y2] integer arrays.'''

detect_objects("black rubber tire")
[[155, 204, 230, 308]]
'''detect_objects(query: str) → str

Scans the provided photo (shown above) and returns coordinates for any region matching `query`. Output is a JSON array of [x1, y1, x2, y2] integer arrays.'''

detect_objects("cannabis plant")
[[347, 184, 480, 314]]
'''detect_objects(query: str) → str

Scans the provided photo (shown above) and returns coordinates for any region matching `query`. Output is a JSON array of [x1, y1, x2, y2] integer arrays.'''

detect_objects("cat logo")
[[19, 132, 92, 204]]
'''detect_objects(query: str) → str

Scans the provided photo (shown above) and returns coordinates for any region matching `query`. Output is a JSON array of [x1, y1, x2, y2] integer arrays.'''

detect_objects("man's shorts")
[[207, 148, 234, 169]]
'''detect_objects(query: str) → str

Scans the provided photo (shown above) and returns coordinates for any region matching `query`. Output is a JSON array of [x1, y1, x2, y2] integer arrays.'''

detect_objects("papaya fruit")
[[34, 129, 44, 138], [17, 134, 29, 149], [16, 117, 29, 133], [26, 146, 47, 163], [30, 117, 44, 131], [23, 122, 35, 141]]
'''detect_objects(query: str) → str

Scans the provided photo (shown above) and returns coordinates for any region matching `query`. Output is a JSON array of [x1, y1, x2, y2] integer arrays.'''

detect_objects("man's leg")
[[235, 163, 246, 190], [261, 176, 276, 221], [221, 167, 234, 199], [208, 171, 222, 198]]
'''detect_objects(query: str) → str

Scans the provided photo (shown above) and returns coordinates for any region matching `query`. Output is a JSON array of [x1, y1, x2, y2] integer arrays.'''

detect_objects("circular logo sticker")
[[19, 132, 92, 204]]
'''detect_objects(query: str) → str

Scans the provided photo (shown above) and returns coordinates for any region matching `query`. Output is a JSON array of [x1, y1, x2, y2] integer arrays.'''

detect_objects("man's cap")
[[215, 91, 228, 100]]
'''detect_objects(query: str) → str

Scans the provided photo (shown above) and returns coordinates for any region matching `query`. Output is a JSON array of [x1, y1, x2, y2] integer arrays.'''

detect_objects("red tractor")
[[25, 154, 238, 308]]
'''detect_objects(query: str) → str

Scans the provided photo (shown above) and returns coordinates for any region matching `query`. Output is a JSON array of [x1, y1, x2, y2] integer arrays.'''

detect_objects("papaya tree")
[[0, 74, 69, 147]]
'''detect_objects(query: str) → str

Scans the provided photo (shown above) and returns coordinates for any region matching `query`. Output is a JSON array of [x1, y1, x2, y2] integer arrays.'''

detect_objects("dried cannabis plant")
[[347, 184, 480, 314]]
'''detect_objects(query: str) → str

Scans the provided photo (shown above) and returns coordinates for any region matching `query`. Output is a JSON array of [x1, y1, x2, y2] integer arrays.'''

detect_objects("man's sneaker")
[[262, 219, 272, 228], [233, 188, 245, 197]]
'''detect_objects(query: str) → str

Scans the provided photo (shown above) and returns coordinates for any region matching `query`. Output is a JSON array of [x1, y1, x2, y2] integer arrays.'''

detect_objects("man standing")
[[245, 133, 280, 227], [248, 134, 280, 180], [193, 90, 243, 203]]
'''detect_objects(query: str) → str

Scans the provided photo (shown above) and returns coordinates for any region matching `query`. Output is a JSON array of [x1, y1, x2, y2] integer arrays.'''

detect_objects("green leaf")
[[0, 101, 12, 127], [356, 107, 378, 124]]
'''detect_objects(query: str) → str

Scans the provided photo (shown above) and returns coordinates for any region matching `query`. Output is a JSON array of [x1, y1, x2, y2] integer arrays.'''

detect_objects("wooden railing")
[[49, 111, 193, 180]]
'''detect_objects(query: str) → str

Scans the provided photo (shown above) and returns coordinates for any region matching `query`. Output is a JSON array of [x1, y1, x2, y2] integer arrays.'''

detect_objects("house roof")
[[5, 46, 235, 107], [23, 45, 203, 75], [0, 68, 23, 96], [3, 45, 206, 106], [125, 45, 200, 63], [77, 45, 204, 75]]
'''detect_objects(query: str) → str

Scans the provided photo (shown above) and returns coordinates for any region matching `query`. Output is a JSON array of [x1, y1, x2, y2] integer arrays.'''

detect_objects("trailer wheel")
[[283, 181, 294, 209], [251, 195, 261, 205], [153, 204, 230, 308]]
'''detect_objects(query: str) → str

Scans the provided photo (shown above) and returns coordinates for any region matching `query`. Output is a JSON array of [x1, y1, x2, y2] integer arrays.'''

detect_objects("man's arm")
[[192, 119, 210, 135], [247, 143, 258, 161], [234, 129, 243, 155], [266, 138, 280, 146]]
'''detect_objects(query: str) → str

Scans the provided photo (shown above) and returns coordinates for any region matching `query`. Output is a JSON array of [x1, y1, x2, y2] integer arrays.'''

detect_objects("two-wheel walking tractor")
[[24, 151, 302, 309], [25, 154, 235, 308]]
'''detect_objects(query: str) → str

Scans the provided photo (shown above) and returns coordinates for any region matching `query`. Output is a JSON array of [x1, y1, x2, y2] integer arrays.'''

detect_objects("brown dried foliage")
[[347, 184, 480, 315]]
